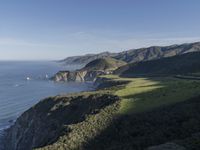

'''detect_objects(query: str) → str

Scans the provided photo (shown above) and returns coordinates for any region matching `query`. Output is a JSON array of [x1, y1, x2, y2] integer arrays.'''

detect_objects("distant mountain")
[[52, 57, 126, 82], [60, 52, 117, 65], [115, 42, 200, 63], [83, 57, 126, 71], [115, 51, 200, 77], [61, 42, 200, 65]]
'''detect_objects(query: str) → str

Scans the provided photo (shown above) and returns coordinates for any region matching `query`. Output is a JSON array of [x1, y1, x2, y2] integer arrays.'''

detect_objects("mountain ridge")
[[60, 42, 200, 65], [115, 51, 200, 77], [52, 57, 126, 82]]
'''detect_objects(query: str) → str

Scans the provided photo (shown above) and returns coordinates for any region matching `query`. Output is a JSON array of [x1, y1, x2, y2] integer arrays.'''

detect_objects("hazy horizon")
[[1, 0, 200, 60]]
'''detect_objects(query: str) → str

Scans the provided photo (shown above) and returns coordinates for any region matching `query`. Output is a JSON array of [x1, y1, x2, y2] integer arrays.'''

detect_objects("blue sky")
[[0, 0, 200, 60]]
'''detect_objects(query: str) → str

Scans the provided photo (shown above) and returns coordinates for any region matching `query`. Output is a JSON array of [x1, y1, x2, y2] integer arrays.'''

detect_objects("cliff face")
[[51, 70, 110, 82], [51, 70, 88, 82], [52, 57, 125, 82], [4, 93, 120, 150]]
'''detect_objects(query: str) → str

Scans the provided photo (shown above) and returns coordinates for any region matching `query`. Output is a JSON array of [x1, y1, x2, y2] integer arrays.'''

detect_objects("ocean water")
[[0, 61, 91, 148]]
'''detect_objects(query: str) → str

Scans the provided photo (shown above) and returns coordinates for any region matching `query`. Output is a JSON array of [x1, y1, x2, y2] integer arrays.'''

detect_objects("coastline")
[[2, 72, 113, 150], [3, 74, 200, 150], [0, 80, 95, 150], [0, 61, 94, 150]]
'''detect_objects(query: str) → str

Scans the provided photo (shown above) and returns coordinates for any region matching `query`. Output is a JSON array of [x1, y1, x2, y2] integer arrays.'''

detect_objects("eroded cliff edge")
[[51, 57, 126, 82], [4, 92, 120, 150], [4, 75, 200, 150]]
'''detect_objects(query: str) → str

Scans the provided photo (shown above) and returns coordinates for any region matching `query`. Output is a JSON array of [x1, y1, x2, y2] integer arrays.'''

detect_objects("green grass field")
[[102, 75, 200, 114]]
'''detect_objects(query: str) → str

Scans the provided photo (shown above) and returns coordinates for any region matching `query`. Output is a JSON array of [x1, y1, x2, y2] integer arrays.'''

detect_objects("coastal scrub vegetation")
[[34, 75, 200, 150], [83, 75, 200, 149], [102, 75, 200, 114], [6, 51, 200, 150]]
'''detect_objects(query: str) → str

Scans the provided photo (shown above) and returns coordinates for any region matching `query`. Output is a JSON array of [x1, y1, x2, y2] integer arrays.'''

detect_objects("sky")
[[0, 0, 200, 60]]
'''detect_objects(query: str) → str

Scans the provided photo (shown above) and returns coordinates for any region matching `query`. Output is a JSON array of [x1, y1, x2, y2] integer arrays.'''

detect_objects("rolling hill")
[[115, 51, 200, 77], [61, 42, 200, 65], [5, 42, 200, 150], [52, 57, 126, 82], [83, 57, 126, 71], [60, 52, 116, 65]]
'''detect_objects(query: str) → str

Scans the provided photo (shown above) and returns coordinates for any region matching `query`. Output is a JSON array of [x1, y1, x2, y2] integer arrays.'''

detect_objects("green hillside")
[[86, 75, 200, 149], [114, 42, 200, 63], [61, 42, 200, 65], [60, 52, 116, 65], [115, 52, 200, 77], [39, 76, 200, 150], [6, 45, 200, 150], [82, 57, 126, 71], [6, 74, 200, 150]]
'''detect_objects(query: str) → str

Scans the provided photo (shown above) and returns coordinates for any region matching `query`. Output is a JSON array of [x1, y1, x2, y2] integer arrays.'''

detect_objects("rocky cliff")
[[4, 76, 200, 150], [51, 70, 87, 82], [51, 70, 110, 82], [52, 57, 126, 82], [4, 93, 120, 150]]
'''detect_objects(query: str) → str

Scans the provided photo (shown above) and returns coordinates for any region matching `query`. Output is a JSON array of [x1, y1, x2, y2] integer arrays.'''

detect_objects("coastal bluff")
[[4, 93, 120, 150], [51, 57, 126, 82]]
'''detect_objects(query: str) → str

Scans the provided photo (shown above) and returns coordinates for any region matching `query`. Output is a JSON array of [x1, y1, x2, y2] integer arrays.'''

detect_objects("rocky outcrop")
[[4, 93, 120, 150], [51, 70, 110, 82], [52, 57, 125, 82], [51, 70, 88, 82]]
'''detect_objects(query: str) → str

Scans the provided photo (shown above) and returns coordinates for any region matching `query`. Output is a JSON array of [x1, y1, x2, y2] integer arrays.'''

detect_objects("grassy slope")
[[116, 51, 200, 76], [101, 75, 200, 114], [83, 57, 126, 71], [62, 42, 200, 65], [83, 75, 200, 149], [36, 75, 200, 149], [34, 93, 120, 150]]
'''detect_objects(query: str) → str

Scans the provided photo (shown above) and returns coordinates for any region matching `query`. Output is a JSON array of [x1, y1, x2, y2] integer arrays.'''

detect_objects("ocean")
[[0, 61, 92, 148]]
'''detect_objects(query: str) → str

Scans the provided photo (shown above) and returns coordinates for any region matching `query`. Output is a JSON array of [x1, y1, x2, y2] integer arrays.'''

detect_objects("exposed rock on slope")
[[52, 57, 126, 82], [61, 42, 200, 65], [4, 93, 120, 150], [51, 70, 88, 82]]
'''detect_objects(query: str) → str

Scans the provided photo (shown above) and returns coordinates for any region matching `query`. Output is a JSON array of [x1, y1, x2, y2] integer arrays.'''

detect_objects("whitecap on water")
[[26, 77, 31, 80], [14, 84, 19, 87]]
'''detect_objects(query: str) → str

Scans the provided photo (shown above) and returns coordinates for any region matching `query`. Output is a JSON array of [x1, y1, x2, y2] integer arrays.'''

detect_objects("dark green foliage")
[[5, 93, 120, 150], [61, 42, 200, 65], [114, 42, 200, 63], [117, 52, 200, 77], [84, 95, 200, 150]]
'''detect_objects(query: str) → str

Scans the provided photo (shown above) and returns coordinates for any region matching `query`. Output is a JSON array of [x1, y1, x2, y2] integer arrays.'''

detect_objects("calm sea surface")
[[0, 61, 91, 148]]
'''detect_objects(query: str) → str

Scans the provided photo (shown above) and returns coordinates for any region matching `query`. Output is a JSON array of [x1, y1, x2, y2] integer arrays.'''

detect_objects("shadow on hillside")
[[82, 78, 200, 150], [20, 94, 118, 150], [43, 94, 117, 124]]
